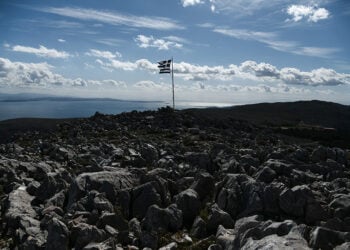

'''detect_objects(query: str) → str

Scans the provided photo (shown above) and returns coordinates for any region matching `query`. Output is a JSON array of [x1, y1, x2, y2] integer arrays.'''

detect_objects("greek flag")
[[158, 59, 172, 74]]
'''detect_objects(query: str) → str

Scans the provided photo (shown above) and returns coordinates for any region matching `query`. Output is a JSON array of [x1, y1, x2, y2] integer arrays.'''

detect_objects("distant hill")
[[185, 100, 350, 131], [184, 100, 350, 148], [1, 100, 349, 147]]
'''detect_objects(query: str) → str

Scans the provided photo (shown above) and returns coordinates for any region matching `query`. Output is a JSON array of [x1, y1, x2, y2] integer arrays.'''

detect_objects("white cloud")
[[86, 50, 350, 87], [181, 0, 203, 7], [134, 80, 169, 91], [58, 39, 66, 43], [37, 7, 184, 30], [86, 49, 122, 60], [0, 57, 124, 89], [214, 28, 276, 42], [205, 0, 287, 15], [213, 27, 338, 58], [287, 5, 330, 22], [12, 45, 71, 59], [197, 23, 215, 28], [135, 35, 183, 50]]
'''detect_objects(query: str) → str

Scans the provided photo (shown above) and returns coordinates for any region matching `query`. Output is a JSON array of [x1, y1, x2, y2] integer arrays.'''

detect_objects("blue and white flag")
[[158, 59, 172, 74]]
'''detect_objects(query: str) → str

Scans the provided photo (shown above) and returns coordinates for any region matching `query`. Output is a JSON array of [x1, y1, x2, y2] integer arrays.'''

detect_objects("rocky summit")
[[0, 105, 350, 250]]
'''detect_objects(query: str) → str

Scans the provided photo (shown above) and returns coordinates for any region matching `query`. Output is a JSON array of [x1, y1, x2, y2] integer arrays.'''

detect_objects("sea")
[[0, 98, 235, 121]]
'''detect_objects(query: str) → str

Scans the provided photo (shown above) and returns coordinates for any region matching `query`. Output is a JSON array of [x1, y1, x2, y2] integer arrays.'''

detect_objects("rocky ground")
[[0, 106, 350, 249]]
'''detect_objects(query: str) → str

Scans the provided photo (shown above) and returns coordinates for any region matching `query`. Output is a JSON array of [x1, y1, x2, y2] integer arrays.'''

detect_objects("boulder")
[[330, 194, 350, 219], [175, 188, 201, 225], [254, 166, 276, 183], [191, 216, 207, 239], [216, 174, 264, 219], [131, 182, 162, 219], [45, 218, 69, 250], [310, 227, 350, 250], [67, 170, 137, 209], [190, 172, 215, 201], [140, 230, 158, 249], [263, 159, 292, 175], [97, 212, 128, 231], [241, 232, 310, 250], [184, 152, 212, 172], [143, 204, 182, 232], [335, 242, 350, 250], [263, 182, 285, 215], [159, 242, 178, 250], [70, 223, 107, 249], [216, 225, 235, 250], [139, 143, 159, 164], [207, 204, 234, 234], [311, 146, 328, 162], [279, 185, 313, 217]]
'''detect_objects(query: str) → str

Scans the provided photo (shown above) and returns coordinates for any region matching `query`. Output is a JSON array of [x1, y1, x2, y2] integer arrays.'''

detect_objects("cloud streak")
[[37, 7, 184, 30], [213, 28, 339, 58], [135, 35, 183, 50], [12, 45, 71, 59]]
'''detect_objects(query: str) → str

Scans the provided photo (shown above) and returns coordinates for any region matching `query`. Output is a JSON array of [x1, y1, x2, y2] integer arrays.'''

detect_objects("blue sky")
[[1, 0, 350, 104]]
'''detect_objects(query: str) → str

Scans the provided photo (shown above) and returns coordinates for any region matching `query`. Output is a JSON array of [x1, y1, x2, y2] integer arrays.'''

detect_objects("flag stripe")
[[158, 59, 172, 74]]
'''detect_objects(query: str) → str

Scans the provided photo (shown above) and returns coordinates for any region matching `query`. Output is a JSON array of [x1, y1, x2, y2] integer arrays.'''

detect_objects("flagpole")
[[171, 57, 175, 110]]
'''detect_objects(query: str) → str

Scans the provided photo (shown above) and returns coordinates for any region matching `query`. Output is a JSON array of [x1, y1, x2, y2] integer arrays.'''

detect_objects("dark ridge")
[[1, 100, 349, 147], [0, 118, 77, 143]]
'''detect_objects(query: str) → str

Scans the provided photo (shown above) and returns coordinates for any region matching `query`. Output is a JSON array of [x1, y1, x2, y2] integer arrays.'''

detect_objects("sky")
[[1, 0, 350, 104]]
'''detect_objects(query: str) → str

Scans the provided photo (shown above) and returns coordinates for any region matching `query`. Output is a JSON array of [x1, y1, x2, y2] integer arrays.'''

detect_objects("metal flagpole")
[[171, 57, 175, 110]]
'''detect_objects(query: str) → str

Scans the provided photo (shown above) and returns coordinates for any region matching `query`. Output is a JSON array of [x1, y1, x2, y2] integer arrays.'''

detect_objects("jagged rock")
[[263, 159, 292, 175], [310, 227, 350, 250], [191, 216, 207, 239], [45, 218, 69, 250], [26, 180, 40, 196], [92, 193, 114, 213], [159, 242, 178, 250], [216, 225, 235, 250], [241, 232, 310, 250], [45, 190, 66, 208], [83, 239, 115, 250], [207, 204, 234, 234], [129, 218, 142, 238], [5, 186, 37, 230], [139, 143, 159, 164], [208, 244, 223, 250], [330, 194, 350, 219], [279, 185, 313, 217], [97, 212, 128, 231], [131, 182, 162, 219], [234, 215, 263, 238], [67, 170, 137, 209], [143, 204, 182, 232], [335, 242, 350, 250], [190, 172, 215, 201], [216, 175, 241, 218], [239, 154, 260, 168], [70, 222, 107, 249], [35, 171, 70, 202], [175, 188, 201, 225], [184, 152, 212, 172], [255, 166, 276, 183], [140, 230, 158, 249], [217, 174, 264, 219], [263, 182, 285, 215], [140, 174, 171, 206]]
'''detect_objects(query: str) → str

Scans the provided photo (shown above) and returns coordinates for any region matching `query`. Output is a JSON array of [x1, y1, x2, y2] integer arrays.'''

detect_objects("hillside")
[[0, 103, 349, 249]]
